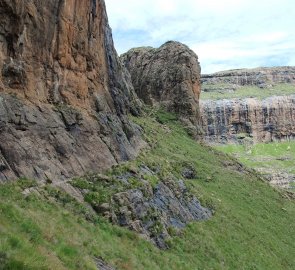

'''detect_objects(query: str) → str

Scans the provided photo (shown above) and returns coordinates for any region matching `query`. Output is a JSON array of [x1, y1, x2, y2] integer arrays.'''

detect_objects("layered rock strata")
[[202, 66, 295, 92], [0, 0, 144, 182], [121, 41, 202, 124], [201, 95, 295, 143]]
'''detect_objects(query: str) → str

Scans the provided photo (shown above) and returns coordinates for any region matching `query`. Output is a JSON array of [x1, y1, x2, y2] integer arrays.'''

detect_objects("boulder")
[[121, 41, 201, 124]]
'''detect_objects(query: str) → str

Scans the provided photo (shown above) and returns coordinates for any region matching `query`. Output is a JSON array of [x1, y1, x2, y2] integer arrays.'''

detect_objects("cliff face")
[[200, 67, 295, 143], [121, 41, 201, 124], [202, 66, 295, 91], [201, 96, 295, 143], [0, 0, 144, 181]]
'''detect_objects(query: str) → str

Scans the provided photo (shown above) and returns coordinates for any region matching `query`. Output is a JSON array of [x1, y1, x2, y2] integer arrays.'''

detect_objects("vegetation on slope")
[[201, 83, 295, 100], [216, 141, 295, 189], [1, 110, 295, 270], [216, 141, 295, 174]]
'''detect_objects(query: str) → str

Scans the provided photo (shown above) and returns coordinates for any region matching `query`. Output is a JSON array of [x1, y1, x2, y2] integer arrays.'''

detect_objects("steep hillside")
[[1, 112, 295, 270], [216, 141, 295, 189], [1, 1, 295, 270], [0, 0, 143, 182]]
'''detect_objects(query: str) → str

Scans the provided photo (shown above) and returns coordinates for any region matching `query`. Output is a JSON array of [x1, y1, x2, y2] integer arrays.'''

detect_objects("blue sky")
[[105, 0, 295, 74]]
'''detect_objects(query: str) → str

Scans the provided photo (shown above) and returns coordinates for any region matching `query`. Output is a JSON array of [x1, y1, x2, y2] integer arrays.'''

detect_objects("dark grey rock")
[[182, 167, 196, 179], [95, 257, 116, 270], [108, 176, 211, 248], [0, 93, 144, 182]]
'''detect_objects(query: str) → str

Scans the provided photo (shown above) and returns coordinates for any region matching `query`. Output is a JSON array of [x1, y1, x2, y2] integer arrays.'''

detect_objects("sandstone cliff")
[[202, 66, 295, 92], [200, 67, 295, 143], [121, 41, 201, 124], [0, 0, 144, 182], [201, 95, 295, 143]]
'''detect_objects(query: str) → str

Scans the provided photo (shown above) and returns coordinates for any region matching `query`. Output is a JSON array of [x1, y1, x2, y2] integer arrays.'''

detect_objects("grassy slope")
[[1, 112, 295, 270], [216, 141, 295, 185], [201, 83, 295, 100]]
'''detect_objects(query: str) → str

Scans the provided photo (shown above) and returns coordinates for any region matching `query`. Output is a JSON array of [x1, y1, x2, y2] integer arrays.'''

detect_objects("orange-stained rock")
[[0, 0, 140, 112], [0, 0, 144, 182]]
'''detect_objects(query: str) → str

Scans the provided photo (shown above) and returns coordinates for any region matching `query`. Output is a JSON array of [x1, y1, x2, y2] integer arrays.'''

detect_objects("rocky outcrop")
[[202, 66, 295, 92], [263, 171, 295, 189], [201, 95, 295, 143], [0, 0, 144, 182], [110, 178, 211, 249], [95, 257, 116, 270], [121, 41, 202, 124], [71, 166, 211, 249]]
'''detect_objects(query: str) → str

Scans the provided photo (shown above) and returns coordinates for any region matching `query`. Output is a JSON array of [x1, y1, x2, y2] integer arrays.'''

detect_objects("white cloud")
[[105, 0, 295, 73]]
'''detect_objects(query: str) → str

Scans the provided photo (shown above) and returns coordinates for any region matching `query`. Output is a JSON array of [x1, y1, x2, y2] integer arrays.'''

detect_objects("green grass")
[[216, 141, 295, 175], [201, 83, 295, 100], [1, 112, 295, 269]]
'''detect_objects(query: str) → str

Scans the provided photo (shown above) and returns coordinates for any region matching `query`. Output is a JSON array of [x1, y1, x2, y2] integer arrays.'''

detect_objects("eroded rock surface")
[[201, 95, 295, 143], [72, 166, 211, 249], [121, 41, 201, 124], [0, 0, 144, 182], [110, 177, 211, 249]]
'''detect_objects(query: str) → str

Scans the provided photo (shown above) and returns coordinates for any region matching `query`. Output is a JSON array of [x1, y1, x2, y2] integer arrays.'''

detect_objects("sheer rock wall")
[[0, 0, 144, 182]]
